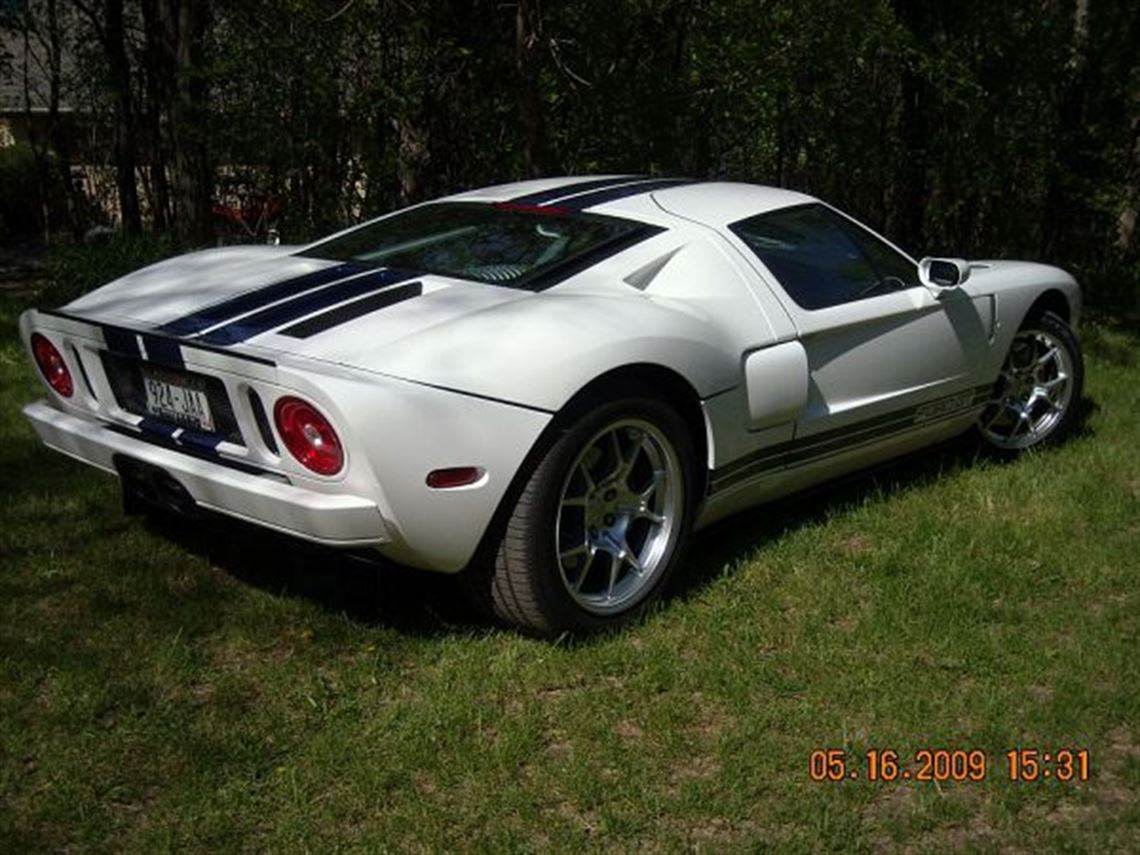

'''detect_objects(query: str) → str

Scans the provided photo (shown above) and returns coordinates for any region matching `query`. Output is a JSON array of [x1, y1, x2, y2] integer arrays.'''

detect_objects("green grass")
[[2, 290, 1138, 853]]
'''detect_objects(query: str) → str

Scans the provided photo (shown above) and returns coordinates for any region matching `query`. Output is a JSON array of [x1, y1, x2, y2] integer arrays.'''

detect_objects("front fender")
[[962, 261, 1082, 376]]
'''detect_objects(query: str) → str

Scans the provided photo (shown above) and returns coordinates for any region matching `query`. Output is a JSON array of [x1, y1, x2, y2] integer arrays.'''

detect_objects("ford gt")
[[19, 176, 1084, 635]]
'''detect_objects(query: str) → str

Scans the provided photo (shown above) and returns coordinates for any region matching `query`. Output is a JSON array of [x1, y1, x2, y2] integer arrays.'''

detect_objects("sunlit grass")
[[2, 293, 1138, 852]]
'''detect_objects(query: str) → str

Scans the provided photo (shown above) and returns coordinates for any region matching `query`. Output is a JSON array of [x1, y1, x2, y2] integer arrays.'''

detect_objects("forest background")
[[1, 0, 1137, 313]]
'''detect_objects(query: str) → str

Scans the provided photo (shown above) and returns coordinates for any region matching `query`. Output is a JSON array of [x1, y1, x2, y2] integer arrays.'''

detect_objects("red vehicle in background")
[[212, 192, 283, 244]]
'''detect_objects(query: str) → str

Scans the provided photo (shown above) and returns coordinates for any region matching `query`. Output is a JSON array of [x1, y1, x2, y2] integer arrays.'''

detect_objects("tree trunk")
[[1119, 111, 1140, 256], [168, 0, 213, 244], [1040, 0, 1092, 259], [45, 0, 87, 239], [103, 0, 142, 235], [395, 116, 429, 206], [515, 0, 548, 177], [140, 0, 172, 231], [20, 0, 83, 238], [1115, 6, 1140, 258], [892, 0, 932, 254], [20, 2, 50, 237]]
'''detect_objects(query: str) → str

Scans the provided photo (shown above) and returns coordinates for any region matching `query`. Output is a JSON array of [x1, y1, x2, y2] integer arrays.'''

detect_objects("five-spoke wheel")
[[978, 311, 1083, 451], [473, 393, 696, 637], [555, 419, 683, 615]]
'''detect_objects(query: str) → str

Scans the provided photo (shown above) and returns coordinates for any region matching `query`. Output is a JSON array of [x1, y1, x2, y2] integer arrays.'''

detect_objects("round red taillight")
[[273, 396, 344, 475], [31, 333, 73, 398]]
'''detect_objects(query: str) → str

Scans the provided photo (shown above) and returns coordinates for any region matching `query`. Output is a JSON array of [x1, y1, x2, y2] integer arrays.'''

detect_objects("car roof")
[[649, 182, 816, 227], [444, 177, 817, 226]]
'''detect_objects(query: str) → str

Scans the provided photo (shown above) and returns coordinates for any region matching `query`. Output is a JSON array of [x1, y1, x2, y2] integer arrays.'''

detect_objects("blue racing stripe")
[[138, 417, 179, 439], [103, 325, 141, 358], [142, 334, 184, 368], [557, 178, 694, 211], [41, 309, 278, 366], [134, 419, 223, 457], [197, 268, 420, 345], [177, 430, 224, 454], [279, 281, 424, 338], [507, 176, 643, 206], [158, 262, 367, 337]]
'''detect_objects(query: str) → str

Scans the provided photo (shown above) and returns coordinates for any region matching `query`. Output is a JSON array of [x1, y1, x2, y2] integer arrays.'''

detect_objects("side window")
[[730, 204, 916, 310], [839, 215, 920, 290]]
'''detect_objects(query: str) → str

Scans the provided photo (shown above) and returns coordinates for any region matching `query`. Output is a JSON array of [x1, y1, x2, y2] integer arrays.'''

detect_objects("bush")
[[1073, 255, 1140, 320], [44, 236, 179, 307], [0, 143, 44, 239]]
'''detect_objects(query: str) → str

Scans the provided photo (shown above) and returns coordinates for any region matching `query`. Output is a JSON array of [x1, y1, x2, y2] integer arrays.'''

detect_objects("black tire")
[[976, 310, 1084, 453], [466, 394, 698, 637]]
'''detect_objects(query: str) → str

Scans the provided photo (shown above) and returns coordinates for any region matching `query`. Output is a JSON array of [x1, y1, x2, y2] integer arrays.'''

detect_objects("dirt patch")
[[189, 681, 214, 705], [684, 816, 761, 846], [544, 731, 573, 757], [550, 798, 600, 835], [688, 691, 733, 739], [411, 771, 437, 796], [840, 534, 872, 557], [107, 784, 160, 816], [662, 693, 732, 798], [862, 780, 918, 827], [863, 784, 1003, 854], [672, 753, 720, 786], [832, 613, 859, 633], [1085, 727, 1140, 813], [614, 718, 644, 741]]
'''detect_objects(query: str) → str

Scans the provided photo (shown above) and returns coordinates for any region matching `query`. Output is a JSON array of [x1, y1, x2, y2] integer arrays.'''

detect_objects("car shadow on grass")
[[133, 397, 1099, 639], [140, 512, 482, 637]]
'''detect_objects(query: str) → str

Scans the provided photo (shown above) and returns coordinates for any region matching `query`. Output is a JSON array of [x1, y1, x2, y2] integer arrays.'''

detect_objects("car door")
[[728, 203, 992, 444]]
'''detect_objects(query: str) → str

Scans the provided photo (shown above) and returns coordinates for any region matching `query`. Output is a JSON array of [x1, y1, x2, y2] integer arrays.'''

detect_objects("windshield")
[[299, 202, 648, 289]]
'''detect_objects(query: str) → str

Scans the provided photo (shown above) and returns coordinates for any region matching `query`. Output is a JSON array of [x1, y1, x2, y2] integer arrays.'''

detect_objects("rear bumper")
[[24, 399, 388, 547]]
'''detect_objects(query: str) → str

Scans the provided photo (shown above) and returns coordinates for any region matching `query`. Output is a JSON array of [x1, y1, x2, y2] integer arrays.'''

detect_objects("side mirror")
[[918, 257, 971, 290]]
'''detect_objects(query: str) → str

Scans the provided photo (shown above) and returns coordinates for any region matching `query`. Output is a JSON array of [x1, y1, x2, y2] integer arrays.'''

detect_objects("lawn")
[[1, 288, 1138, 853]]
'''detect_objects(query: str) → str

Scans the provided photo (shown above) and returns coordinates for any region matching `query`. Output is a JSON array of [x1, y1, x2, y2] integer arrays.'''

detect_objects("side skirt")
[[694, 411, 979, 531]]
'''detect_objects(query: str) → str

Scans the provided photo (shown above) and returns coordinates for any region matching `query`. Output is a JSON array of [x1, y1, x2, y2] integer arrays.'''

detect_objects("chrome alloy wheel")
[[554, 418, 683, 615], [979, 327, 1075, 450]]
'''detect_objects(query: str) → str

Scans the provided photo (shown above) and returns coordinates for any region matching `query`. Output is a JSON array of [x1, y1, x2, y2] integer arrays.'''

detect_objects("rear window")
[[299, 202, 649, 289]]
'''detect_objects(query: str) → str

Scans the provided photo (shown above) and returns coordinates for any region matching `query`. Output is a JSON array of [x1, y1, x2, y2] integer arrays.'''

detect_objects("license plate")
[[142, 368, 215, 432]]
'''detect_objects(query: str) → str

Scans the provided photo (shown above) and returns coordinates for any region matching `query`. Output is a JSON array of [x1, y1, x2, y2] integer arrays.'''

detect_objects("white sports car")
[[20, 176, 1084, 635]]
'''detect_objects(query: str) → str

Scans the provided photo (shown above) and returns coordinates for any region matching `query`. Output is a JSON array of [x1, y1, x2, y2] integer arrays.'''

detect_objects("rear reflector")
[[31, 333, 74, 398], [426, 467, 483, 489], [69, 344, 97, 399], [273, 396, 344, 476], [248, 389, 278, 454]]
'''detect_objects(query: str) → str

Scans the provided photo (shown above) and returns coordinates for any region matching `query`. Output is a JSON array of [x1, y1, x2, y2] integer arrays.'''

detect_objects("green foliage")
[[197, 0, 1140, 275], [43, 236, 178, 307], [14, 0, 1140, 311], [1075, 256, 1140, 316], [0, 143, 44, 239]]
